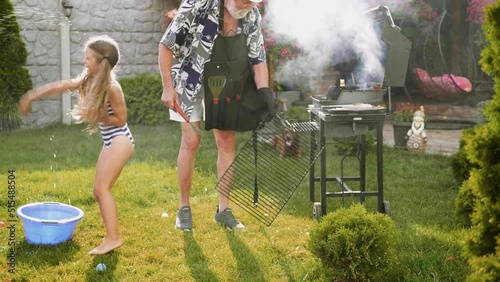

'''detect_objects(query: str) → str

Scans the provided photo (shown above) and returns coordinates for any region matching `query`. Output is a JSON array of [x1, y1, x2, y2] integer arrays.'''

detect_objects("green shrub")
[[118, 73, 169, 125], [308, 204, 401, 281], [450, 127, 478, 183], [455, 180, 477, 227], [0, 0, 33, 131], [330, 131, 376, 157], [283, 106, 309, 120]]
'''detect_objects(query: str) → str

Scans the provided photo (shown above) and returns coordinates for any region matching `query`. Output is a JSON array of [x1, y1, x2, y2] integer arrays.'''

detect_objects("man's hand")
[[258, 87, 277, 119], [161, 87, 179, 110]]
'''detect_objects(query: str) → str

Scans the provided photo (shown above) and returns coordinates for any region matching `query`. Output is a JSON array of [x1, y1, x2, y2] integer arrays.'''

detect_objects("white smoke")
[[265, 0, 390, 91]]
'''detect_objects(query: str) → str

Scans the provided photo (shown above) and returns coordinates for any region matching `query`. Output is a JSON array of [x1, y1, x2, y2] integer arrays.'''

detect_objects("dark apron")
[[204, 9, 267, 131]]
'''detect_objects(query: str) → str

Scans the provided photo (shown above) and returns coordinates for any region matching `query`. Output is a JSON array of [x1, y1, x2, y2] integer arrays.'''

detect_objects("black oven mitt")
[[258, 87, 277, 120]]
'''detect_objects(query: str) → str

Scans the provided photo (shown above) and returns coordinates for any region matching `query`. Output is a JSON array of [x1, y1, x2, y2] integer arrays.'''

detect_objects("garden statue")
[[406, 106, 427, 152]]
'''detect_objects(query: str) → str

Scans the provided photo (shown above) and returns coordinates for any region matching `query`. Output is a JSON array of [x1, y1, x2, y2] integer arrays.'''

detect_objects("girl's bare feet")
[[88, 238, 122, 255]]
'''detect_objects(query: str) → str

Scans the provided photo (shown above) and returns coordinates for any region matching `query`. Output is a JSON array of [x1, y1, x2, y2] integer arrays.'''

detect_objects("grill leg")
[[309, 112, 316, 202], [377, 123, 385, 213], [320, 120, 327, 217], [360, 134, 366, 203]]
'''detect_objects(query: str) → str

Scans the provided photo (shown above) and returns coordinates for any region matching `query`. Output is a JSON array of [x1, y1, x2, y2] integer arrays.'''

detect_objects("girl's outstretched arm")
[[19, 79, 80, 115]]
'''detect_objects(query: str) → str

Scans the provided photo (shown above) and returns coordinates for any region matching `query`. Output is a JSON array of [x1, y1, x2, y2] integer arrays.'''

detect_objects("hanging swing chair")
[[409, 11, 483, 105]]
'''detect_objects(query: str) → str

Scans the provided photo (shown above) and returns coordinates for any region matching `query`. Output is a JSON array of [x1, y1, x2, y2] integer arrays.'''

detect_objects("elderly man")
[[158, 0, 273, 230]]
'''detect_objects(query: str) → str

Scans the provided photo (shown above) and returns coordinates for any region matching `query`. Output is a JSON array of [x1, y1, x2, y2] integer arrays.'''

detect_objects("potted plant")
[[392, 102, 419, 149]]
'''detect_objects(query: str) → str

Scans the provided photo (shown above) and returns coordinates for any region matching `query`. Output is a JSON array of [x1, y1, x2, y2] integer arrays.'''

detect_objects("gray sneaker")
[[214, 206, 245, 230], [175, 206, 192, 231]]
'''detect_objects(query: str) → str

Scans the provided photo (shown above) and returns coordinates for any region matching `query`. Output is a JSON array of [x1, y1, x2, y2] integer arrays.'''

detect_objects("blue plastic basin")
[[17, 202, 84, 245]]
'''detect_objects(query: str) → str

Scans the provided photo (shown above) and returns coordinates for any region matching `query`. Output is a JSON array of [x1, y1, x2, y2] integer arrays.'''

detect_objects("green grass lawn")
[[0, 123, 469, 281]]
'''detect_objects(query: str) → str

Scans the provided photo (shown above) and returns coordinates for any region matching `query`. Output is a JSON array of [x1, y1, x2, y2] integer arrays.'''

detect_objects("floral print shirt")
[[160, 0, 266, 116]]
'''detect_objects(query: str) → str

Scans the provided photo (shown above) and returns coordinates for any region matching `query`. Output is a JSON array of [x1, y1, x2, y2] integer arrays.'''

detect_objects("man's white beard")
[[226, 0, 250, 19]]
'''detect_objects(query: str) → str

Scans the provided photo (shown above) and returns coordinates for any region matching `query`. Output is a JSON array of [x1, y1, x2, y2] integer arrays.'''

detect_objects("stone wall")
[[13, 0, 180, 127]]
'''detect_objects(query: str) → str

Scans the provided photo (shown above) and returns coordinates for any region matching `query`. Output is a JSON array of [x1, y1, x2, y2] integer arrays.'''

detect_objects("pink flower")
[[393, 102, 421, 122], [280, 47, 289, 58]]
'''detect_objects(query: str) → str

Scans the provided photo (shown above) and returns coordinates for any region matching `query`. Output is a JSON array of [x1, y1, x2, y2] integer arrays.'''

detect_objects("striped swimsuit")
[[99, 102, 134, 148]]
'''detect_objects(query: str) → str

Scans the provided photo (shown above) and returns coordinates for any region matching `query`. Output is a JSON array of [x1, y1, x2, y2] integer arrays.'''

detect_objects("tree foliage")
[[463, 2, 500, 280]]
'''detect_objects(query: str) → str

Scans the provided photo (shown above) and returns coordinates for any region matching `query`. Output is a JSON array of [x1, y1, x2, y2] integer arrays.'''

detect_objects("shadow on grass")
[[183, 232, 220, 282], [226, 231, 265, 282], [85, 252, 119, 282]]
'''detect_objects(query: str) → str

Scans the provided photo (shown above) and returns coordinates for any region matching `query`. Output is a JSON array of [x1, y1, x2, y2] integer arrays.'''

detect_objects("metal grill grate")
[[214, 115, 324, 226]]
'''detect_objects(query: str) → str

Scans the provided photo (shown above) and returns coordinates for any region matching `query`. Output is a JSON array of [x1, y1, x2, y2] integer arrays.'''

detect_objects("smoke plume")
[[265, 0, 392, 91]]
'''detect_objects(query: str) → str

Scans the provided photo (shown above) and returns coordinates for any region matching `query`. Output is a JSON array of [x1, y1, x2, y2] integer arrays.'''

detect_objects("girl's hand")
[[18, 91, 35, 115], [70, 105, 83, 122]]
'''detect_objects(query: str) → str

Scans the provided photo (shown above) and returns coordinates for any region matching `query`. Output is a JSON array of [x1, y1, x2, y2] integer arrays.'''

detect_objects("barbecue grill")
[[308, 6, 411, 218]]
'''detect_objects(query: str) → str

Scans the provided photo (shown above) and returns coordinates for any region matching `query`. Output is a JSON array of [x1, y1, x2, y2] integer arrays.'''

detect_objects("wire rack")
[[214, 115, 324, 226]]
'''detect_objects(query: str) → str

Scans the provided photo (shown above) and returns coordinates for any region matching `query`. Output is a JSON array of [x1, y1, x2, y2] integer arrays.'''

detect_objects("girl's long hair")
[[76, 35, 120, 133]]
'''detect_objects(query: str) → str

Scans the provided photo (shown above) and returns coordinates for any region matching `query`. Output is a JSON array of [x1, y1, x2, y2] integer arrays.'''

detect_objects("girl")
[[19, 35, 134, 255]]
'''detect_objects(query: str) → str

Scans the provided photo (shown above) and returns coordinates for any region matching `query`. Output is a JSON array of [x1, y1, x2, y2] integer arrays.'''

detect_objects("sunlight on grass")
[[0, 124, 471, 281], [2, 162, 318, 281], [411, 223, 467, 245]]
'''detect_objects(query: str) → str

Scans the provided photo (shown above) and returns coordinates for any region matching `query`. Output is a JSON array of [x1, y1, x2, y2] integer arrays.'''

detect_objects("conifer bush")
[[308, 204, 400, 281], [455, 180, 477, 227], [451, 127, 478, 183], [462, 2, 500, 280], [0, 0, 33, 131]]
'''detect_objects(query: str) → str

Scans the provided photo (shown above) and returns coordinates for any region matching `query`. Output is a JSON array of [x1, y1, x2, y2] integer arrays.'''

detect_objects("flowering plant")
[[393, 102, 420, 122], [466, 0, 496, 23]]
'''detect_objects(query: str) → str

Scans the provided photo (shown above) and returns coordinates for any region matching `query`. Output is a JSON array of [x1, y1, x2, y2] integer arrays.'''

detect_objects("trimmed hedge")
[[308, 204, 401, 281], [118, 73, 169, 126]]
